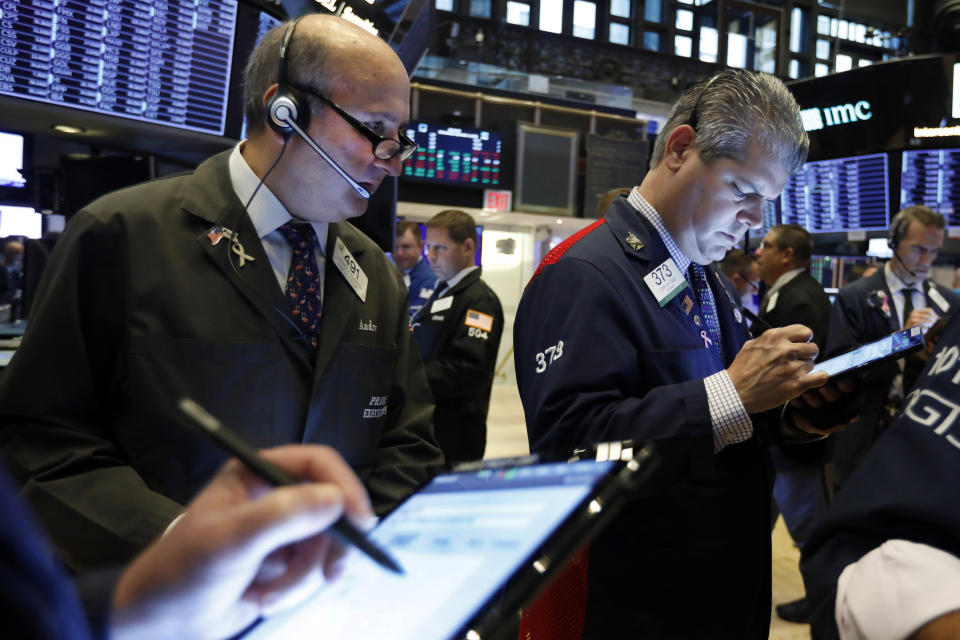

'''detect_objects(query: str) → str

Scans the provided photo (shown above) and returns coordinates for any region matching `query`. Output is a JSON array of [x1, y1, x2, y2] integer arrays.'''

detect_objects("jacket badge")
[[681, 295, 694, 315], [867, 289, 892, 319], [625, 232, 644, 251]]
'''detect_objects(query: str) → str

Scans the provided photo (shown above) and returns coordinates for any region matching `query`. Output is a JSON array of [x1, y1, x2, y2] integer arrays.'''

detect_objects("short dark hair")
[[396, 220, 422, 241], [770, 223, 812, 266], [426, 210, 476, 245], [720, 249, 756, 280]]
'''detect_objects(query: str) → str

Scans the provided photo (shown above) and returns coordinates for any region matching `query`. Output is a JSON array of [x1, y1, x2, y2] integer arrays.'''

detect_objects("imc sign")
[[484, 189, 512, 212], [800, 101, 872, 132]]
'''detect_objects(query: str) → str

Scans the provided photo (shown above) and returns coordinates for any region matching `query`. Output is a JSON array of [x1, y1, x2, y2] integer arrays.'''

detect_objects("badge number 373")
[[535, 340, 564, 374]]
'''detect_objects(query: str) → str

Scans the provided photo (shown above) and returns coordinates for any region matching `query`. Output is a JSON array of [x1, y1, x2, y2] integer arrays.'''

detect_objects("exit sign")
[[484, 190, 512, 212]]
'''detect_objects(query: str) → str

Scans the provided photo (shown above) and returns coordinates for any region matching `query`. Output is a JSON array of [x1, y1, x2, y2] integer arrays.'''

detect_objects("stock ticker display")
[[781, 152, 890, 233], [901, 148, 960, 225], [403, 121, 502, 186], [0, 0, 237, 135]]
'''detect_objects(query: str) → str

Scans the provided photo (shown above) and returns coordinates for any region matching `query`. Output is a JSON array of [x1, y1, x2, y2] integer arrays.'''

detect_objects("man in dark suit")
[[514, 70, 840, 639], [825, 205, 958, 490], [0, 14, 441, 572], [412, 210, 503, 464], [755, 223, 831, 349], [754, 222, 833, 624]]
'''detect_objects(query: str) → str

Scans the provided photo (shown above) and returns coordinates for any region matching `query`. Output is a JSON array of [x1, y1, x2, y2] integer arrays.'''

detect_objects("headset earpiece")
[[265, 17, 308, 136], [888, 213, 906, 251]]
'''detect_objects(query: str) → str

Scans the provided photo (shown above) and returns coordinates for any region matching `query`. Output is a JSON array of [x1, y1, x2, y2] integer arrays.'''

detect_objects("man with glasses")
[[753, 223, 833, 624], [719, 248, 761, 314], [825, 206, 958, 492], [0, 14, 442, 572]]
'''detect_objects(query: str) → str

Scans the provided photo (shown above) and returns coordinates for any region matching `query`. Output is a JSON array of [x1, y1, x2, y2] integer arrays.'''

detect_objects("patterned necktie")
[[277, 221, 322, 352], [901, 288, 916, 328], [689, 263, 722, 357]]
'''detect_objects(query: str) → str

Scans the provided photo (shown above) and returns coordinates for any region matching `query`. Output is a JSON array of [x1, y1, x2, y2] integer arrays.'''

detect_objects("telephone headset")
[[265, 17, 371, 199], [888, 212, 917, 278]]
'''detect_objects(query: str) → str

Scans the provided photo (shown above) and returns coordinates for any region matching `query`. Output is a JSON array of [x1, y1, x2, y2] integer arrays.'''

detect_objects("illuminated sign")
[[954, 62, 960, 119], [914, 126, 960, 138], [313, 0, 379, 35], [799, 101, 872, 131]]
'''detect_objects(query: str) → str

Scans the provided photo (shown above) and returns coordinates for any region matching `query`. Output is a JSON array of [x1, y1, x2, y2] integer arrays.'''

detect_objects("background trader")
[[753, 222, 833, 624], [412, 210, 503, 464], [825, 205, 958, 490], [393, 219, 436, 319], [515, 70, 840, 638], [0, 15, 441, 572]]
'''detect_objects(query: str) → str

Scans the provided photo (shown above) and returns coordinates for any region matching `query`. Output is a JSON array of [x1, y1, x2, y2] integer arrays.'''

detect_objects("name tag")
[[929, 287, 951, 314], [333, 236, 368, 302], [431, 296, 453, 313], [419, 287, 434, 300], [643, 258, 687, 307]]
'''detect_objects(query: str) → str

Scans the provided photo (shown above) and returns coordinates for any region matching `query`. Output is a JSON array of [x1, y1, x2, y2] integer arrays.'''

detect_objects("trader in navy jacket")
[[393, 220, 437, 319], [515, 70, 838, 638]]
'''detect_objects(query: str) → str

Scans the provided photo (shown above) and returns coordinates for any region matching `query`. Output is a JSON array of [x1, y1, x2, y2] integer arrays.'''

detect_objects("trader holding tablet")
[[825, 205, 959, 489], [515, 70, 840, 638]]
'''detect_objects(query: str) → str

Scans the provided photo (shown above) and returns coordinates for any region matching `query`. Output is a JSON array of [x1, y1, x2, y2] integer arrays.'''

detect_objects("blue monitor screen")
[[780, 152, 890, 233], [901, 148, 960, 226], [402, 122, 502, 187]]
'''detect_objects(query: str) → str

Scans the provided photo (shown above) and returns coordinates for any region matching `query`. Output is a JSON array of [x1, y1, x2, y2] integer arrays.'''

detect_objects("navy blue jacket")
[[403, 256, 437, 319], [515, 199, 777, 638], [802, 311, 960, 639]]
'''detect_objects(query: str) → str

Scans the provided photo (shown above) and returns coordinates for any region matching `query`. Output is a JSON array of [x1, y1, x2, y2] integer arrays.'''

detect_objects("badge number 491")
[[535, 340, 564, 374]]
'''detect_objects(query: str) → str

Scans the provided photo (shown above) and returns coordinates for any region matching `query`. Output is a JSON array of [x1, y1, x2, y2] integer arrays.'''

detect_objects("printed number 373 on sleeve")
[[535, 340, 564, 374]]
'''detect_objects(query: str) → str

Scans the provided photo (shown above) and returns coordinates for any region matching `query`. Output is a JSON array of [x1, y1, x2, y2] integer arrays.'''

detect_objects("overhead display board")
[[0, 0, 238, 135]]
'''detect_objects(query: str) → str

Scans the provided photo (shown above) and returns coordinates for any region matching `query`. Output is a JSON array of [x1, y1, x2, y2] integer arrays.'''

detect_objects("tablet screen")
[[811, 326, 924, 378], [247, 460, 616, 640]]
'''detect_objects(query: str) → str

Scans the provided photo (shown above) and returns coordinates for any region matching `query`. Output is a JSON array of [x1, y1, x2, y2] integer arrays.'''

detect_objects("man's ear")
[[663, 124, 697, 172], [463, 237, 477, 254]]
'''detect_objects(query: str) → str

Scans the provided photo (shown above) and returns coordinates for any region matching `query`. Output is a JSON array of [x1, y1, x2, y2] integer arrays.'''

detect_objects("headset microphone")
[[894, 251, 917, 278], [277, 109, 371, 199]]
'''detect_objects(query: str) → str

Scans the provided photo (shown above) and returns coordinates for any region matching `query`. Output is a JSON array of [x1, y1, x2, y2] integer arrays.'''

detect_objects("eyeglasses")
[[687, 74, 721, 133], [292, 83, 418, 161]]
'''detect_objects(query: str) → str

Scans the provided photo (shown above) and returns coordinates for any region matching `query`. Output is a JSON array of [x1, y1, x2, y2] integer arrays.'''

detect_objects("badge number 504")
[[535, 340, 564, 374]]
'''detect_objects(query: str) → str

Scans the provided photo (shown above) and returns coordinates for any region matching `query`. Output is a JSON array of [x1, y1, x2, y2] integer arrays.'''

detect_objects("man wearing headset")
[[0, 14, 442, 573], [825, 205, 958, 490]]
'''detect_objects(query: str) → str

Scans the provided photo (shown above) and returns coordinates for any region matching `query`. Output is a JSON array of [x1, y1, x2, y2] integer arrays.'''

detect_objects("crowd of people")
[[0, 12, 957, 640]]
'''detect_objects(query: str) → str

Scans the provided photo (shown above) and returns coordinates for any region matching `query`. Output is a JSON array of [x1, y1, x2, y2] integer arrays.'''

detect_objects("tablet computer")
[[811, 326, 925, 378], [246, 444, 657, 640]]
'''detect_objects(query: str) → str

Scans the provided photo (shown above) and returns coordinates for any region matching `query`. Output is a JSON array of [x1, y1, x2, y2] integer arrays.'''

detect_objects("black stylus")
[[177, 397, 403, 574]]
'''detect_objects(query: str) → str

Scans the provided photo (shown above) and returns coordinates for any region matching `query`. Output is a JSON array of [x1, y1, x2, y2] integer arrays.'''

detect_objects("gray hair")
[[242, 18, 332, 136], [651, 70, 809, 174]]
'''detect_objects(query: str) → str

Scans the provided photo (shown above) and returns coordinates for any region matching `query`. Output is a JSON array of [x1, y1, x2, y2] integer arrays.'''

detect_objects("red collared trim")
[[527, 218, 607, 286]]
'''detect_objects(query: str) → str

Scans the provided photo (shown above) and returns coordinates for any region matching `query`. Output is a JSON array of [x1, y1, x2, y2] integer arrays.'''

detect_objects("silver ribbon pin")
[[221, 229, 255, 267]]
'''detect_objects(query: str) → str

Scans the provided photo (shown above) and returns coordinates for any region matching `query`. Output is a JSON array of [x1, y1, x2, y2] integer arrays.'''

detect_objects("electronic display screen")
[[812, 326, 924, 378], [780, 152, 890, 233], [403, 122, 502, 187], [901, 148, 960, 226], [0, 132, 24, 188], [0, 204, 41, 238], [0, 0, 239, 136], [246, 460, 616, 640]]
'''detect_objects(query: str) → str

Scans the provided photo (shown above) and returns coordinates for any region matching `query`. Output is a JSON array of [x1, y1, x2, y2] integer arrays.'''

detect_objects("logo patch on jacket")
[[465, 309, 494, 332]]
